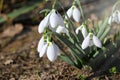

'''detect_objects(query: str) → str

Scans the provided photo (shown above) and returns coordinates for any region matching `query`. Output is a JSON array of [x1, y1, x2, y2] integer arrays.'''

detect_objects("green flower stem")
[[52, 0, 57, 9], [57, 1, 82, 48]]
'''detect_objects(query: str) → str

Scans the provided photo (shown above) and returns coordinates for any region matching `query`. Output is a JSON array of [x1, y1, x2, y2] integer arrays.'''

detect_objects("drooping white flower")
[[108, 10, 120, 24], [38, 38, 61, 62], [75, 24, 87, 38], [38, 9, 65, 33], [73, 6, 81, 22], [50, 10, 64, 28], [66, 6, 81, 22], [56, 25, 69, 36], [47, 42, 60, 62], [81, 33, 102, 49], [81, 35, 90, 49]]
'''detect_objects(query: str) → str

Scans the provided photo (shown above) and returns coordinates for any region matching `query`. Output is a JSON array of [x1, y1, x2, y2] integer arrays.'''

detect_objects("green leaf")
[[109, 67, 117, 74], [100, 25, 111, 40], [60, 55, 75, 65], [0, 0, 44, 24], [97, 17, 109, 38]]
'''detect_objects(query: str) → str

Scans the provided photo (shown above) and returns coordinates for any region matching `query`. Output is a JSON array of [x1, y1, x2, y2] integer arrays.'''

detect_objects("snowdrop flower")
[[108, 10, 120, 24], [75, 24, 88, 38], [56, 25, 69, 36], [38, 9, 65, 33], [37, 36, 61, 62], [66, 6, 81, 22], [81, 33, 102, 49]]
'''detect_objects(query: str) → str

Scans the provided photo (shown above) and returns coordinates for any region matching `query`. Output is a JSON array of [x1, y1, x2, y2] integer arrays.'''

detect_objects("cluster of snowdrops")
[[37, 0, 120, 68]]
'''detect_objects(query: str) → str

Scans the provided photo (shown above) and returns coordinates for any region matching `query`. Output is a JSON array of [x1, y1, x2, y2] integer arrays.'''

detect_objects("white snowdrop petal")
[[73, 7, 81, 22], [66, 7, 73, 19], [37, 36, 44, 52], [50, 11, 59, 28], [93, 35, 102, 48], [39, 43, 48, 57], [47, 43, 57, 62], [56, 26, 64, 34], [108, 16, 112, 25], [43, 13, 50, 27], [82, 27, 87, 38], [56, 26, 69, 36], [38, 12, 51, 33], [81, 35, 90, 49], [54, 43, 61, 55], [38, 19, 46, 33], [57, 13, 64, 26], [75, 27, 81, 34]]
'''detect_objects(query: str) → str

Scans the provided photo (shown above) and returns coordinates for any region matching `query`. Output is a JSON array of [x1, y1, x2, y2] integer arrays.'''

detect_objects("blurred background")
[[0, 0, 119, 80]]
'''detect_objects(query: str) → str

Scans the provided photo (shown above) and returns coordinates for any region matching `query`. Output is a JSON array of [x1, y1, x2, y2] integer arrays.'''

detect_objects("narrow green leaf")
[[60, 55, 75, 65], [0, 1, 44, 24], [100, 25, 111, 40], [97, 17, 108, 38]]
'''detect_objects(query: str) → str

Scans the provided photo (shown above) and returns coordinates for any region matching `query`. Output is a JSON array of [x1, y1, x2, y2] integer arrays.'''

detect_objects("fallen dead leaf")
[[4, 59, 13, 65], [1, 23, 23, 38]]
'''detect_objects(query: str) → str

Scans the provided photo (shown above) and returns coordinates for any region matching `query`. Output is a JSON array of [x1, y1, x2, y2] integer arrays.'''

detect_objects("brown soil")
[[0, 0, 120, 80]]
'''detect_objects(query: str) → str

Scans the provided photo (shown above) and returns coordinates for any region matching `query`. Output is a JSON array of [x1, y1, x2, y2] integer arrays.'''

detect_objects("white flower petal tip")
[[73, 7, 81, 22], [93, 35, 102, 48], [47, 42, 57, 62], [56, 26, 69, 36], [81, 35, 90, 49]]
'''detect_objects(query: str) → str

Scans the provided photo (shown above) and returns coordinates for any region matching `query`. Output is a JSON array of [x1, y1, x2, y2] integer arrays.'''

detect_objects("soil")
[[0, 0, 120, 80]]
